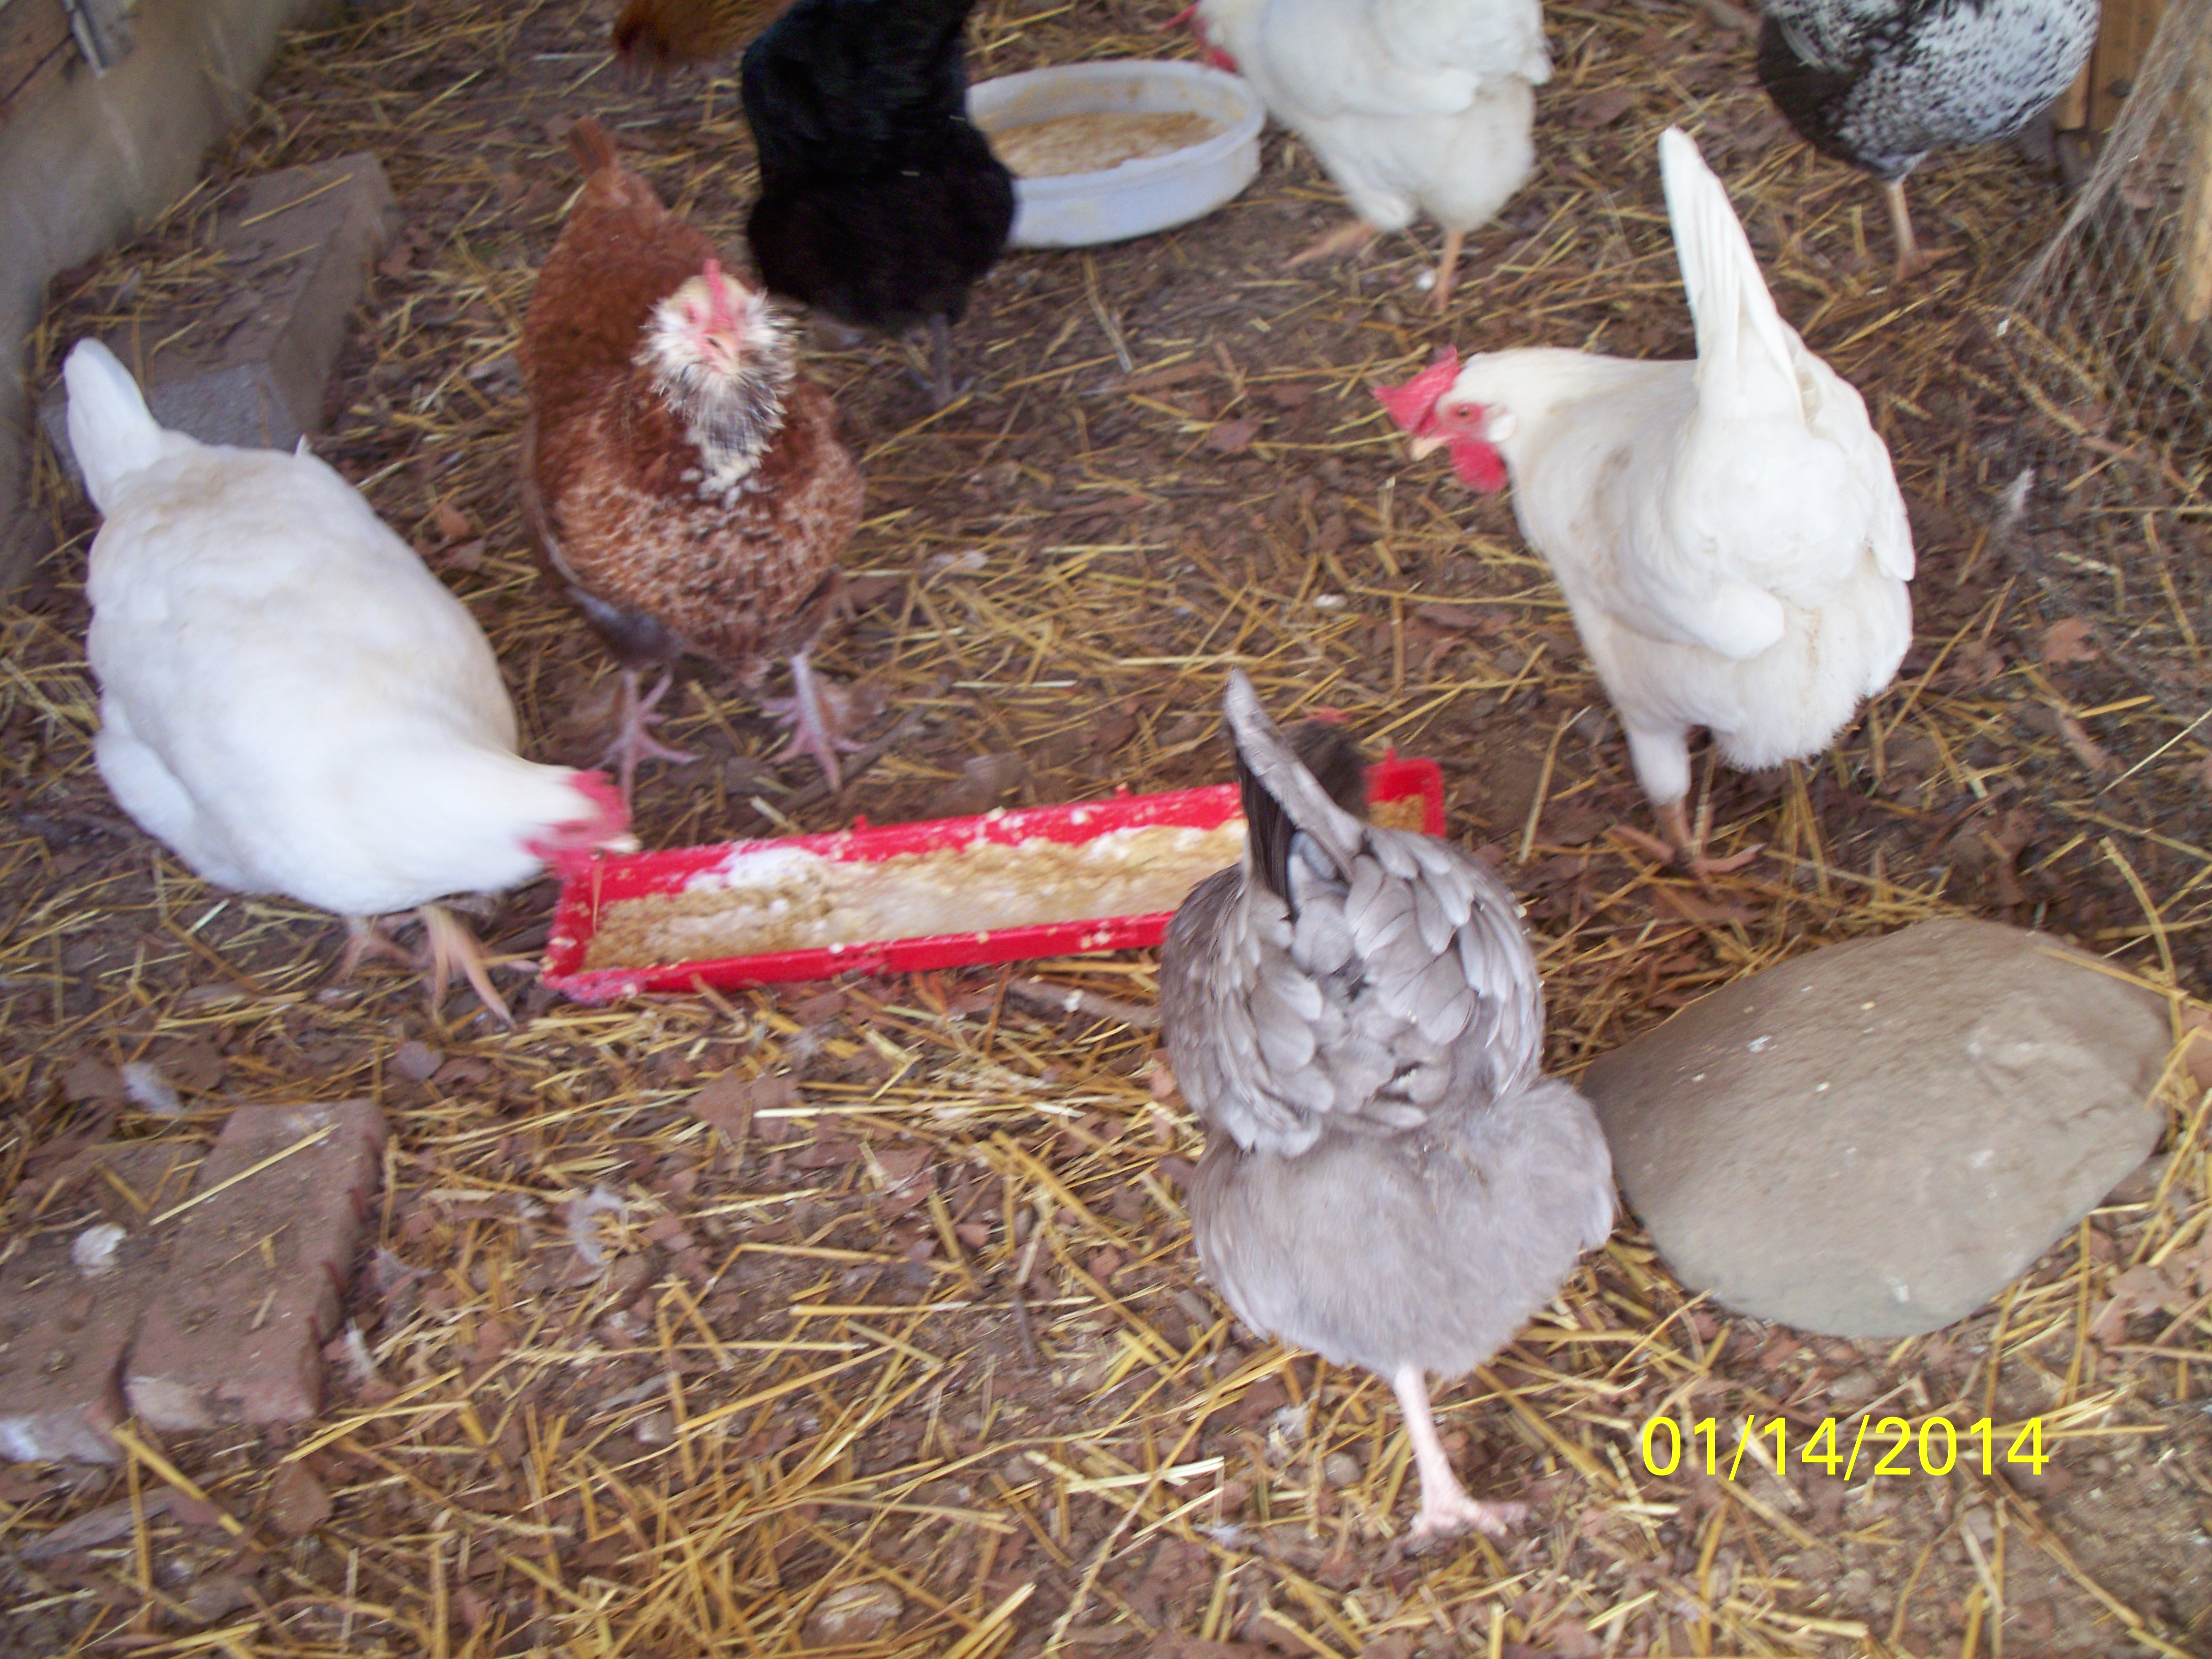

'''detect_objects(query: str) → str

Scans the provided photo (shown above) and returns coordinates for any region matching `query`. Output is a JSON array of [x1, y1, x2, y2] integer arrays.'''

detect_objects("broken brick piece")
[[125, 1100, 387, 1432], [41, 151, 402, 475], [0, 1143, 203, 1464]]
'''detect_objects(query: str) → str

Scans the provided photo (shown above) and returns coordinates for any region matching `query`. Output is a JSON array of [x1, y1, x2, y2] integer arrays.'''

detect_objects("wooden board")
[[0, 0, 75, 132], [2074, 0, 2167, 134]]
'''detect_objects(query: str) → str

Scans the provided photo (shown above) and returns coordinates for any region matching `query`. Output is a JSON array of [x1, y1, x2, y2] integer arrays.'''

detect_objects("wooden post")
[[2052, 55, 2093, 132], [2167, 5, 2212, 355], [2090, 0, 2167, 133]]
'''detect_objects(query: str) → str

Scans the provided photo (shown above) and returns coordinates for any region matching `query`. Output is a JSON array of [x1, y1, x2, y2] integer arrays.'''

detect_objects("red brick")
[[0, 1142, 203, 1463], [125, 1100, 387, 1432]]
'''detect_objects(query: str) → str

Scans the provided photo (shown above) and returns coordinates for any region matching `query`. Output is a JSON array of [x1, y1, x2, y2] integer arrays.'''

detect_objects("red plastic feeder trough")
[[542, 755, 1445, 1003]]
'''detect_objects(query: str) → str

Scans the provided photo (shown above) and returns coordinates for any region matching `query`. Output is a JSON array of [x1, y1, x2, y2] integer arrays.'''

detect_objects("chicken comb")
[[699, 258, 741, 334], [1373, 348, 1460, 436]]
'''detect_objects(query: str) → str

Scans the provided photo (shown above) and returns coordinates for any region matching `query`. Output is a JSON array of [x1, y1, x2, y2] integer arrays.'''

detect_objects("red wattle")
[[1452, 440, 1508, 494]]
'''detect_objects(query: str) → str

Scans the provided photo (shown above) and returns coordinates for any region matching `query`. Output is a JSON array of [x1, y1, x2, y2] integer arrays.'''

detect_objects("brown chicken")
[[612, 0, 785, 70], [518, 118, 865, 800]]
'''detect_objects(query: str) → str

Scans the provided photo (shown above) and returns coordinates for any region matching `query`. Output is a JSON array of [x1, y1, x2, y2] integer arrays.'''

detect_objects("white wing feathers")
[[1261, 0, 1546, 119], [1373, 0, 1550, 88], [66, 336, 601, 920], [1590, 129, 1915, 664]]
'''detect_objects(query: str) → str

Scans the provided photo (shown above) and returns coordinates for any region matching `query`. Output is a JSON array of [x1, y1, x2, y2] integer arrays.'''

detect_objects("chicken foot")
[[1615, 797, 1764, 882], [760, 648, 867, 791], [601, 667, 697, 806], [339, 915, 414, 976], [338, 908, 515, 1026], [419, 904, 514, 1026], [1882, 178, 1954, 285], [1287, 218, 1381, 268], [1392, 1365, 1526, 1545]]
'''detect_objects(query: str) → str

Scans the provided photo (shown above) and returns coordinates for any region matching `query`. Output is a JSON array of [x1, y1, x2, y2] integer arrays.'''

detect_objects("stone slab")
[[0, 1141, 203, 1463], [1584, 918, 2169, 1337], [125, 1099, 387, 1432], [41, 150, 400, 476]]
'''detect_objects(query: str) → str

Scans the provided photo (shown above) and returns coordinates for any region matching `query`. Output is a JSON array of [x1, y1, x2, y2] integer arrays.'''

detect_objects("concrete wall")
[[0, 0, 324, 590]]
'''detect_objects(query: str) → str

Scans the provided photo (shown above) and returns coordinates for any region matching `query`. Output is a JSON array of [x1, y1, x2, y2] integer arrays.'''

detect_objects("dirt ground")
[[4, 0, 2212, 1653]]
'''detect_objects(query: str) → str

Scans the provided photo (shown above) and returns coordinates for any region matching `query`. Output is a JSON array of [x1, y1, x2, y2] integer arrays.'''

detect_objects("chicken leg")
[[1883, 178, 1952, 285], [1392, 1365, 1526, 1544], [929, 314, 958, 409], [1618, 727, 1761, 880], [602, 666, 697, 806], [1430, 226, 1467, 314], [760, 647, 866, 790]]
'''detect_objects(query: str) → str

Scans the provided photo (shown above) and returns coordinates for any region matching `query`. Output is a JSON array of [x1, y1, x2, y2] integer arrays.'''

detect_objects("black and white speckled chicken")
[[1756, 0, 2096, 282], [1158, 672, 1615, 1543]]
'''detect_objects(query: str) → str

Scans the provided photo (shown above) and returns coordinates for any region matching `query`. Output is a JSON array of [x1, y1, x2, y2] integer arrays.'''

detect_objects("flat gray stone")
[[42, 150, 401, 477], [1583, 918, 2168, 1337]]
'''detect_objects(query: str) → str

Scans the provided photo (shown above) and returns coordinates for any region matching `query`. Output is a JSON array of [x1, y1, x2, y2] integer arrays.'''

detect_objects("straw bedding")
[[3, 0, 2211, 1653]]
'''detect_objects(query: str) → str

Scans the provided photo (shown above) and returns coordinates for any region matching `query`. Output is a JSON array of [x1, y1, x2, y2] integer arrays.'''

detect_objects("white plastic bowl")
[[969, 60, 1265, 249]]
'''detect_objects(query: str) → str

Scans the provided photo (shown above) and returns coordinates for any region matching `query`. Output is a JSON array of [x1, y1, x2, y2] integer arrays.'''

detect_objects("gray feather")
[[1158, 673, 1617, 1388]]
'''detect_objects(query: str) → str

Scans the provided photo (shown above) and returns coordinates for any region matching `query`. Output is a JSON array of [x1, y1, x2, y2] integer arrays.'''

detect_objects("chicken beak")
[[1407, 434, 1446, 460], [605, 834, 642, 855]]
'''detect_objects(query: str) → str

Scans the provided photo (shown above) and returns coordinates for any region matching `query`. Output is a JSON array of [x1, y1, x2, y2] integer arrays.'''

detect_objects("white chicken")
[[1184, 0, 1547, 311], [66, 339, 634, 1022], [1377, 128, 1914, 869]]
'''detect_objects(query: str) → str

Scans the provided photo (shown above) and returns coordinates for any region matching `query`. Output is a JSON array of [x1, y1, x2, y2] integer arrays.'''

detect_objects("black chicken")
[[740, 0, 1016, 405], [1756, 0, 2097, 283]]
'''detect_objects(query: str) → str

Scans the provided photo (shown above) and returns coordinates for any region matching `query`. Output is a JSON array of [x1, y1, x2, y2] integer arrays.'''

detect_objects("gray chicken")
[[1756, 0, 2097, 282], [1159, 672, 1615, 1543]]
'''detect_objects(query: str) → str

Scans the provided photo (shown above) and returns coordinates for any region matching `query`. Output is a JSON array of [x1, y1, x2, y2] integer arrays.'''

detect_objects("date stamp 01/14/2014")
[[1637, 1414, 2051, 1482]]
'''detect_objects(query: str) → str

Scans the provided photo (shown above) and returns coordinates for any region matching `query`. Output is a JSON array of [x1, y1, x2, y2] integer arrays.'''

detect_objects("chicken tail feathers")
[[568, 116, 620, 177], [1223, 670, 1367, 909], [64, 339, 175, 512], [1658, 127, 1801, 419]]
